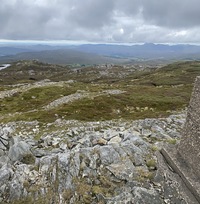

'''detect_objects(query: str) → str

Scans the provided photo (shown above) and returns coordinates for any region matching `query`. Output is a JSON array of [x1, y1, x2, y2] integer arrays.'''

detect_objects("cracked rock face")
[[0, 112, 194, 203]]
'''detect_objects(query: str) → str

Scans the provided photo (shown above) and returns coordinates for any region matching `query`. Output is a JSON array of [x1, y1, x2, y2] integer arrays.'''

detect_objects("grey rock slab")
[[9, 179, 23, 201], [0, 148, 7, 157], [142, 118, 157, 129], [0, 156, 9, 168], [0, 149, 5, 157], [123, 134, 149, 153], [44, 92, 90, 110], [57, 152, 74, 190], [141, 128, 152, 137], [108, 136, 122, 144], [128, 130, 141, 137], [8, 141, 34, 163], [103, 129, 119, 140], [111, 143, 128, 158], [0, 165, 13, 186], [12, 164, 32, 183], [68, 151, 80, 177], [107, 192, 134, 204], [132, 187, 162, 204], [79, 147, 100, 170], [32, 148, 49, 157], [59, 142, 68, 151], [10, 136, 22, 145], [121, 143, 145, 166], [99, 145, 121, 165], [106, 187, 164, 204], [0, 110, 190, 203], [106, 158, 136, 181], [166, 129, 181, 138], [39, 154, 58, 173]]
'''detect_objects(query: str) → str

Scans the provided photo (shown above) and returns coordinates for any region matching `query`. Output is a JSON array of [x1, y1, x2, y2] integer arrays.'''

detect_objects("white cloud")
[[0, 0, 200, 43]]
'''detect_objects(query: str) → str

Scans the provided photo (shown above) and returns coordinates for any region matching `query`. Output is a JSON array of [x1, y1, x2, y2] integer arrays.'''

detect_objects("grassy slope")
[[1, 60, 200, 123]]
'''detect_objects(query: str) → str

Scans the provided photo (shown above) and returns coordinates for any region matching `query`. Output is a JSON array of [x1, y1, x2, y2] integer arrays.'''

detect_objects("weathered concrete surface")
[[178, 76, 200, 176], [160, 147, 199, 203], [161, 76, 200, 203], [155, 150, 199, 204]]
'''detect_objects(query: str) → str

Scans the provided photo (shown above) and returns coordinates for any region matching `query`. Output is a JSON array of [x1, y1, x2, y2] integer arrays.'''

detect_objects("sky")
[[1, 0, 200, 44]]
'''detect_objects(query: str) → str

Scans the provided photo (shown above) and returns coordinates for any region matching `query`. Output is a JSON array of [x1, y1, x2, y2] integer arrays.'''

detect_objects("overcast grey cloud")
[[0, 0, 200, 43]]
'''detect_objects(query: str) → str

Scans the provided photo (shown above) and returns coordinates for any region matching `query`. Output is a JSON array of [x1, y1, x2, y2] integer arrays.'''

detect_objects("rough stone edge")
[[155, 150, 199, 204], [161, 145, 200, 203]]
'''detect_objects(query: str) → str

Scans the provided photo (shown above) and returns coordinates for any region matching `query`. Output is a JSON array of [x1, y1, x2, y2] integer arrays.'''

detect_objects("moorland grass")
[[1, 60, 200, 123]]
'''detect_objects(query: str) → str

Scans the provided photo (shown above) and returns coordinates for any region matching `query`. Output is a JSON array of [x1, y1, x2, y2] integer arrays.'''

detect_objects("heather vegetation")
[[1, 60, 200, 123]]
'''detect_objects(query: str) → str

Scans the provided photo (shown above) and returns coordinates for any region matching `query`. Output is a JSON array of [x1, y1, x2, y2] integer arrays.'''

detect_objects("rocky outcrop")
[[0, 80, 66, 99], [8, 141, 35, 163], [43, 89, 126, 110], [0, 113, 190, 203]]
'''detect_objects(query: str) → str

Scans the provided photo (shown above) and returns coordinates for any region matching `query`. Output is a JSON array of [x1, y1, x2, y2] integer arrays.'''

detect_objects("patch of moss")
[[146, 159, 157, 169], [166, 138, 177, 145], [21, 153, 35, 165], [151, 145, 159, 152], [136, 167, 154, 182], [62, 189, 73, 202]]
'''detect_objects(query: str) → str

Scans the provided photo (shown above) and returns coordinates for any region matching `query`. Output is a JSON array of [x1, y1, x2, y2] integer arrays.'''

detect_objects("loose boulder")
[[8, 141, 35, 164]]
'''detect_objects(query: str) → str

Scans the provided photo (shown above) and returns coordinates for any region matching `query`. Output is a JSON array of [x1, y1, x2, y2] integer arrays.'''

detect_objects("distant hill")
[[0, 47, 30, 56], [73, 43, 200, 60], [1, 43, 200, 64], [0, 49, 126, 65]]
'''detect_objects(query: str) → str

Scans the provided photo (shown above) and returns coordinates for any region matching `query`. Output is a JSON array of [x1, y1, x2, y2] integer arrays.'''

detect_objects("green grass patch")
[[2, 84, 191, 123], [1, 60, 200, 123], [0, 85, 77, 114]]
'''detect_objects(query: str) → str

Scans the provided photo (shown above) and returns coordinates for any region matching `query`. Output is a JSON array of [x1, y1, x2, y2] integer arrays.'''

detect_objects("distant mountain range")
[[73, 43, 200, 60], [1, 43, 200, 64], [0, 49, 126, 65]]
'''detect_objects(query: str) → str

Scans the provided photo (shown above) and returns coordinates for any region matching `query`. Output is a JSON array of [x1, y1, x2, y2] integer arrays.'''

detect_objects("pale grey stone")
[[0, 165, 13, 186], [132, 187, 162, 204], [106, 158, 136, 181], [108, 136, 122, 144], [8, 141, 33, 163], [99, 146, 120, 165], [107, 192, 134, 204]]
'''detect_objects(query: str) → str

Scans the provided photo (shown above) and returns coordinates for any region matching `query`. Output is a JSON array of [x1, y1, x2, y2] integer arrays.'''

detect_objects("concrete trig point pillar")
[[161, 76, 200, 202]]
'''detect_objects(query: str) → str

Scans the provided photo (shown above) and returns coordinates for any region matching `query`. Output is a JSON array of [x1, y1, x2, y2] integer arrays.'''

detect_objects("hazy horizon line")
[[1, 39, 200, 46]]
